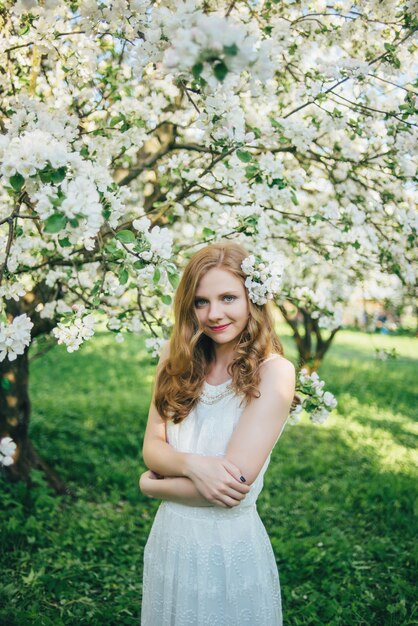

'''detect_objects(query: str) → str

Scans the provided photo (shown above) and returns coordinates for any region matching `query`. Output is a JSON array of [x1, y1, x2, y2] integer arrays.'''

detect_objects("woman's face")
[[194, 267, 250, 345]]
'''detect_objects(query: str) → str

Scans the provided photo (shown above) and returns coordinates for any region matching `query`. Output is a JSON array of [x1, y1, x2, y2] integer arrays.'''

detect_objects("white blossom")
[[0, 314, 33, 362], [52, 313, 95, 352], [0, 436, 17, 466]]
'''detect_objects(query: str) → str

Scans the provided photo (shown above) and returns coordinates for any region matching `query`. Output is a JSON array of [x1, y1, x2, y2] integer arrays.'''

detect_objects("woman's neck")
[[210, 342, 236, 370]]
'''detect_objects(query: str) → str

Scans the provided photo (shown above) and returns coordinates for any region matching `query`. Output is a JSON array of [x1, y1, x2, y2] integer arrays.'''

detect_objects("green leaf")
[[119, 268, 129, 285], [1, 377, 12, 391], [202, 227, 215, 237], [91, 280, 101, 296], [161, 294, 172, 305], [50, 167, 67, 184], [68, 217, 79, 227], [192, 62, 203, 79], [213, 60, 228, 82], [223, 44, 238, 56], [116, 230, 136, 244], [166, 266, 179, 289], [270, 178, 286, 189], [43, 213, 67, 234], [270, 118, 284, 130], [245, 164, 259, 178], [38, 169, 53, 184], [9, 173, 25, 192], [236, 150, 252, 163], [133, 259, 146, 270], [58, 237, 71, 247], [153, 267, 161, 284]]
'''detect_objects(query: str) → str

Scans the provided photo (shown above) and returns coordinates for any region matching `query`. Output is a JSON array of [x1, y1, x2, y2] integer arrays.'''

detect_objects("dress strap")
[[262, 354, 281, 365]]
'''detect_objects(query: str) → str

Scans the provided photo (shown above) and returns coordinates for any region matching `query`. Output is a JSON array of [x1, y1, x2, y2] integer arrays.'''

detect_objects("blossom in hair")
[[241, 252, 285, 305]]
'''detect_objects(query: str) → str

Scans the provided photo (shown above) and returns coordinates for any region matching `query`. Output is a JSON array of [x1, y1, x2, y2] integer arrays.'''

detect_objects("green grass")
[[0, 325, 416, 625]]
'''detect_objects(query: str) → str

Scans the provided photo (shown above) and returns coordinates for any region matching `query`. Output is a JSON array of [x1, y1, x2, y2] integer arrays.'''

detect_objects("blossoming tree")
[[0, 0, 416, 485]]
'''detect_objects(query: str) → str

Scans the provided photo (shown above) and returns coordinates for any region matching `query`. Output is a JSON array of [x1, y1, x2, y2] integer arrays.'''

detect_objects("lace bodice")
[[166, 355, 285, 510]]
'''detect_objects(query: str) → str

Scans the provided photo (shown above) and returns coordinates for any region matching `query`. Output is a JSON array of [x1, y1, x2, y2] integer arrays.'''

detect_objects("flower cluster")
[[162, 12, 273, 89], [241, 253, 285, 305], [0, 314, 33, 362], [0, 436, 16, 466], [289, 368, 337, 425], [52, 305, 95, 352], [133, 217, 173, 261], [0, 128, 70, 179], [375, 348, 397, 361], [0, 281, 27, 302], [145, 336, 167, 359], [0, 105, 126, 251]]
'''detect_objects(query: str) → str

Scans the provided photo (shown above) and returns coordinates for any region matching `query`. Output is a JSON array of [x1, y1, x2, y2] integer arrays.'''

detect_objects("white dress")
[[141, 355, 286, 626]]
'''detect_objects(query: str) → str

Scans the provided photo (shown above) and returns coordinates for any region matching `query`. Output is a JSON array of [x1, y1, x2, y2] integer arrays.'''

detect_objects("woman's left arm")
[[224, 356, 296, 486]]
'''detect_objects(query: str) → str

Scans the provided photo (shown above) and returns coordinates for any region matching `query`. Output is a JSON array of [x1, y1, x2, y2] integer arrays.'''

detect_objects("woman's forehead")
[[196, 267, 242, 294]]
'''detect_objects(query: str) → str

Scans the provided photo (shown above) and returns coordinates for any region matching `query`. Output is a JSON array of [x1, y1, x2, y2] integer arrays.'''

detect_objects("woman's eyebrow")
[[194, 291, 240, 298]]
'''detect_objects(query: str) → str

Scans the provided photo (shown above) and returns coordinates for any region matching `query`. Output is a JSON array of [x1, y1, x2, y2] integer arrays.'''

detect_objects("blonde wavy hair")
[[154, 241, 288, 424]]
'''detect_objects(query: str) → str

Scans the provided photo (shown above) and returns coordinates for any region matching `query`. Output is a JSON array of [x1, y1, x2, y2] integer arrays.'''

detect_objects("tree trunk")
[[1, 286, 75, 496], [0, 349, 73, 495], [278, 303, 340, 373]]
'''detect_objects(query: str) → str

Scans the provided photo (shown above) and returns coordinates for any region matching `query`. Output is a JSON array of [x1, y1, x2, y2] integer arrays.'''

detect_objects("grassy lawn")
[[0, 325, 416, 625]]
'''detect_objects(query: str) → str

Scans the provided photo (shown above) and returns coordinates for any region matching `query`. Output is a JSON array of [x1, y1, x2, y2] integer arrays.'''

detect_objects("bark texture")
[[1, 285, 74, 495]]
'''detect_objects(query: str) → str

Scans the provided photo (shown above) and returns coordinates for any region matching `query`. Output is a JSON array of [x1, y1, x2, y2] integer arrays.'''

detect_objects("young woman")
[[139, 241, 296, 626]]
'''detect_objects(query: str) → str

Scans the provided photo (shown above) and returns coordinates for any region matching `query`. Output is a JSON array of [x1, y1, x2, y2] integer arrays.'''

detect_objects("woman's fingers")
[[222, 459, 248, 486]]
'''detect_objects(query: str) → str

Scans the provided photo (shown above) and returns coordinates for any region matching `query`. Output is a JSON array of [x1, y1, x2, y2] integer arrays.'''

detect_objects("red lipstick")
[[209, 323, 231, 332]]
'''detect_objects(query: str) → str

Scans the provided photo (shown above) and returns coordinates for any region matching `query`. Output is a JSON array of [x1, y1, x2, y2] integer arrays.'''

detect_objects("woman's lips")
[[209, 323, 231, 332]]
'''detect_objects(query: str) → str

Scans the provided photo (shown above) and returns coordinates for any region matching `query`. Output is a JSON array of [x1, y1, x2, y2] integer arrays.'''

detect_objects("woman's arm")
[[139, 470, 215, 507], [142, 342, 191, 478], [224, 356, 296, 486], [142, 342, 251, 507]]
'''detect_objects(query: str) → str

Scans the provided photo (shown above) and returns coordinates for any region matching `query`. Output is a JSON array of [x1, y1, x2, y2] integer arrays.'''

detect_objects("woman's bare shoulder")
[[260, 354, 296, 384]]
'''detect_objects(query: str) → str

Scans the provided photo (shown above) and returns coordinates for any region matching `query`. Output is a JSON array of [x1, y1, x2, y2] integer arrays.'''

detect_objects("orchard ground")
[[0, 325, 416, 626]]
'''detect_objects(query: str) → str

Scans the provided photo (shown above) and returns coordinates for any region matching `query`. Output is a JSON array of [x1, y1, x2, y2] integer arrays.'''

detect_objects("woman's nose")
[[208, 302, 222, 320]]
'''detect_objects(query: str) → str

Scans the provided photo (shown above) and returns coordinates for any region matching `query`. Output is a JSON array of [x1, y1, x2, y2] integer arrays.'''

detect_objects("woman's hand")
[[139, 470, 162, 495], [184, 454, 251, 508]]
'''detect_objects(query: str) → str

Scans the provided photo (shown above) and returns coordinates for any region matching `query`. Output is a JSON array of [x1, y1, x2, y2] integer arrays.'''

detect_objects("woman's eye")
[[194, 296, 236, 307]]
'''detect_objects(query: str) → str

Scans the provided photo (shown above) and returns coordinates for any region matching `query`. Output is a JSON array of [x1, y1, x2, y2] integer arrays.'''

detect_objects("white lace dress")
[[141, 355, 286, 626]]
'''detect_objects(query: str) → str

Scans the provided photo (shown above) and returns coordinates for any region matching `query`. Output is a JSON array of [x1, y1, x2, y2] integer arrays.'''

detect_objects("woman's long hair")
[[154, 241, 289, 424]]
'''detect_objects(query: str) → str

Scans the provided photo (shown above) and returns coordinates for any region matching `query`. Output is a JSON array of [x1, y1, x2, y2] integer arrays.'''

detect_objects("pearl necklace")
[[200, 383, 233, 405]]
